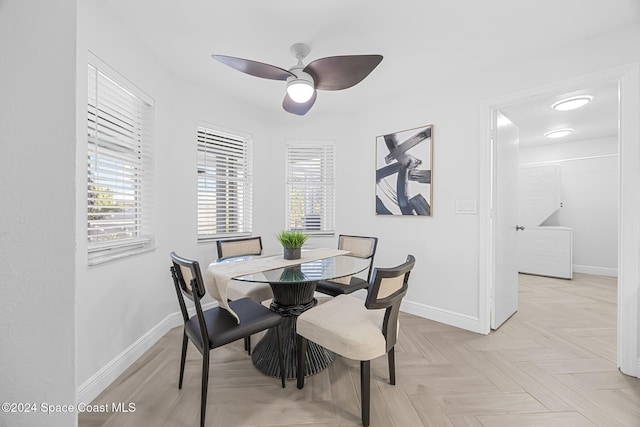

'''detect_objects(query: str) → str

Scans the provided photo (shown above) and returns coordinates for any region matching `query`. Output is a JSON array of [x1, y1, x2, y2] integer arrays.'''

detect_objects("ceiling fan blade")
[[212, 55, 294, 81], [304, 55, 383, 90], [283, 90, 317, 116]]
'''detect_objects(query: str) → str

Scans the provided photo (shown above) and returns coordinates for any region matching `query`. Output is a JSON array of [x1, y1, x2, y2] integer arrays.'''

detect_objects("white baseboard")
[[573, 264, 618, 277], [332, 293, 484, 334], [76, 301, 217, 404], [401, 299, 484, 334], [77, 298, 482, 403]]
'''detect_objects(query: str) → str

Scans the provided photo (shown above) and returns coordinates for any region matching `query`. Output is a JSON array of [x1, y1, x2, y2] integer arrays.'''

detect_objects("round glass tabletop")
[[222, 254, 370, 284]]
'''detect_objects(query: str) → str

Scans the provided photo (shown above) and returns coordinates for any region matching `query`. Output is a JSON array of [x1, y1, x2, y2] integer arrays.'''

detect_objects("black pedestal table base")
[[251, 281, 334, 379]]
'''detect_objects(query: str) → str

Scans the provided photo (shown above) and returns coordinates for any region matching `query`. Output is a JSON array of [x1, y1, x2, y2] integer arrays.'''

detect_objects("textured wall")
[[0, 1, 77, 426]]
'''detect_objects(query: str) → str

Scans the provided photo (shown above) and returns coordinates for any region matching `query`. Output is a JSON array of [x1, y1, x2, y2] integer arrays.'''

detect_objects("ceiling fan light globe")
[[287, 80, 314, 103]]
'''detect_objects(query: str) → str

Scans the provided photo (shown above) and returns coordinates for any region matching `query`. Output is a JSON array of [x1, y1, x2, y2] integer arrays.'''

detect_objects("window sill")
[[88, 245, 156, 266], [198, 232, 252, 243]]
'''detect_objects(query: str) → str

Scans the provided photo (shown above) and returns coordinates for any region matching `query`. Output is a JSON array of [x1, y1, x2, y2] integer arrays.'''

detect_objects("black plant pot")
[[283, 248, 301, 260]]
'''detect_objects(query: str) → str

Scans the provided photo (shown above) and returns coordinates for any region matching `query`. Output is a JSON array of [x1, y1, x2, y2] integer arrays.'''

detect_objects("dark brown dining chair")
[[216, 236, 273, 354], [296, 255, 415, 426], [169, 252, 285, 427], [315, 234, 378, 297]]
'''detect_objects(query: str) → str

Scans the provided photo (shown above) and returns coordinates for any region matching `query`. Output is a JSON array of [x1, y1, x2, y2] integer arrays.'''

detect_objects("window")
[[285, 141, 335, 234], [87, 54, 155, 264], [197, 126, 252, 240]]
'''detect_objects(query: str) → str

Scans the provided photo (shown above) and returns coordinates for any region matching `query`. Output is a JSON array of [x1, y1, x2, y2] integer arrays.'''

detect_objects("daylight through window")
[[87, 55, 154, 264], [285, 142, 335, 234], [197, 126, 253, 240]]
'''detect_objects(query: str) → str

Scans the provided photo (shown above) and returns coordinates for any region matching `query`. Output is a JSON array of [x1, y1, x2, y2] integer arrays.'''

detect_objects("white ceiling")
[[102, 0, 639, 123], [501, 81, 619, 147]]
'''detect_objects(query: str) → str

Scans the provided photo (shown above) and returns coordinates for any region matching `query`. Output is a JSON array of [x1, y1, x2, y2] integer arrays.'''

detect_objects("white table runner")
[[204, 247, 350, 323]]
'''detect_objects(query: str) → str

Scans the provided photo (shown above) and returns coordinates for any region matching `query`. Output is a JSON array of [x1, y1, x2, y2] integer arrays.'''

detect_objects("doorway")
[[478, 64, 640, 377]]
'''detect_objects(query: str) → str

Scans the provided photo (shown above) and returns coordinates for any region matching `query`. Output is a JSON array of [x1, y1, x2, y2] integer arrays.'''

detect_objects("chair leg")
[[360, 360, 370, 427], [387, 347, 396, 385], [296, 335, 308, 389], [275, 325, 285, 388], [245, 335, 251, 355], [200, 351, 210, 427], [179, 331, 188, 389]]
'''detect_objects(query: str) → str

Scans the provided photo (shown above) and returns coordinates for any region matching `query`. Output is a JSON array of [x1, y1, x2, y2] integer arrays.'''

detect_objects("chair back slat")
[[377, 275, 406, 299], [178, 265, 195, 295], [217, 236, 263, 260], [339, 235, 377, 259]]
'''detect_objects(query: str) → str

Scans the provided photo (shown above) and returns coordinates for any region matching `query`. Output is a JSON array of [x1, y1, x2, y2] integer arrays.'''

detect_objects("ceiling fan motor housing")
[[290, 42, 311, 61]]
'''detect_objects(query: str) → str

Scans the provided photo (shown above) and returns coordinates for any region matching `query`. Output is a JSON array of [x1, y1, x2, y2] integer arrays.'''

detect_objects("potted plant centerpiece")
[[276, 230, 308, 260]]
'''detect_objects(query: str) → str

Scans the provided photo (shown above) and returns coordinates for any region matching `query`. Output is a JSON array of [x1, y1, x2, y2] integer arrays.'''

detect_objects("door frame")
[[478, 63, 640, 376]]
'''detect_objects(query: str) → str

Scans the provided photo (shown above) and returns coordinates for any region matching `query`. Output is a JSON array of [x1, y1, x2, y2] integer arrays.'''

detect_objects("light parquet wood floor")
[[79, 273, 640, 426]]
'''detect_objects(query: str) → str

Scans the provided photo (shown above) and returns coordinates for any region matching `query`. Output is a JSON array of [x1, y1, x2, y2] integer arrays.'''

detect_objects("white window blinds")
[[87, 55, 155, 264], [285, 142, 335, 234], [197, 126, 253, 240]]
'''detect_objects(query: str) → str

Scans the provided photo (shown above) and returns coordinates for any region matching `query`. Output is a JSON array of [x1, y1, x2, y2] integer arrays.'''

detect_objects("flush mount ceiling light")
[[544, 128, 574, 139], [551, 96, 593, 111]]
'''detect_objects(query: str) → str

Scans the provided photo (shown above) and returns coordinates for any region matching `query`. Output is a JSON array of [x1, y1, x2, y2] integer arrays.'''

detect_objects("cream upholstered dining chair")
[[216, 236, 273, 354], [296, 255, 415, 427], [169, 252, 285, 427], [314, 234, 378, 297]]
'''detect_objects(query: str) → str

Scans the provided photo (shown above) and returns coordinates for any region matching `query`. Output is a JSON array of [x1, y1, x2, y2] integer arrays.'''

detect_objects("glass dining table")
[[218, 252, 371, 379]]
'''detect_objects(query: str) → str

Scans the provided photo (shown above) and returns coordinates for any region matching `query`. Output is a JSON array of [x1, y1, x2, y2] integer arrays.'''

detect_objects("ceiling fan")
[[212, 43, 383, 116]]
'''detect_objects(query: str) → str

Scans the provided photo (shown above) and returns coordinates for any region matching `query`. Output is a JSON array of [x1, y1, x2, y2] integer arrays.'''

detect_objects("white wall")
[[520, 138, 619, 276], [252, 111, 364, 250], [338, 88, 484, 328], [0, 1, 77, 426]]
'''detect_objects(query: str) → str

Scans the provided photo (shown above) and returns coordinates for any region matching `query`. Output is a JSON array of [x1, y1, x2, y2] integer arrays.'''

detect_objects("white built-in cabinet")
[[517, 226, 573, 279]]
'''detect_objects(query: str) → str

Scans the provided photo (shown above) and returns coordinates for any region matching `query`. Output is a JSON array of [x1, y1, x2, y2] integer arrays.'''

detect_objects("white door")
[[491, 112, 520, 329]]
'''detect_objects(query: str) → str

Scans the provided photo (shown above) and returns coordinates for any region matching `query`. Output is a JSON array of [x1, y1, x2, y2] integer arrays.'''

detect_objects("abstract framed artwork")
[[376, 125, 433, 216]]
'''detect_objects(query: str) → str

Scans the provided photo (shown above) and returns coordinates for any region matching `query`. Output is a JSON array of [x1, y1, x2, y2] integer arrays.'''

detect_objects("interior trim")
[[479, 63, 640, 376], [401, 299, 483, 334], [573, 265, 618, 277]]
